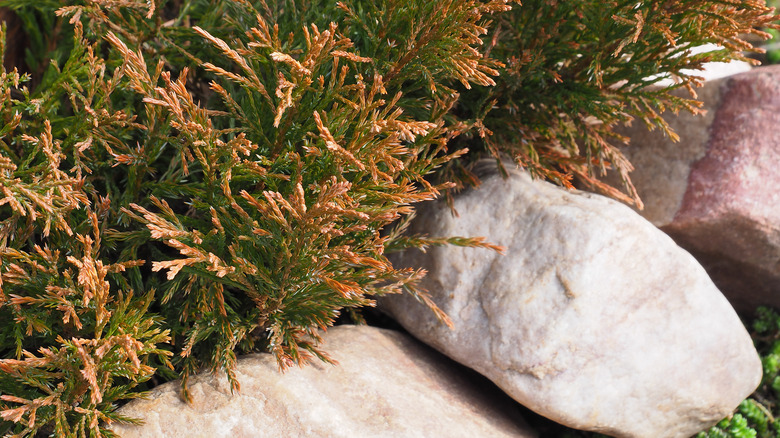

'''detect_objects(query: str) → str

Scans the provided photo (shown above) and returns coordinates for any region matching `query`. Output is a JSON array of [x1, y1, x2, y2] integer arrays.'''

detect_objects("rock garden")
[[1, 1, 779, 437]]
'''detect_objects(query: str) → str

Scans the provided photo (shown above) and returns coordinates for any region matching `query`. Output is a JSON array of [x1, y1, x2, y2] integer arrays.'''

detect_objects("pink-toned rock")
[[109, 325, 535, 438], [611, 66, 780, 313]]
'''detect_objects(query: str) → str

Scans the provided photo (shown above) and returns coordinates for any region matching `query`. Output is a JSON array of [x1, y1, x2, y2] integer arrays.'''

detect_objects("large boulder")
[[609, 66, 780, 313], [109, 325, 535, 438], [381, 161, 761, 438]]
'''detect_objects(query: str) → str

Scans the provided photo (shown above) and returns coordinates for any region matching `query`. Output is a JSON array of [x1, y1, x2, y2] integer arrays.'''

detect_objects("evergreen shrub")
[[0, 0, 775, 435]]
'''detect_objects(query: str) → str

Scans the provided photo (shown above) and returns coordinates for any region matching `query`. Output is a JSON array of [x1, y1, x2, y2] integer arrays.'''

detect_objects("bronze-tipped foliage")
[[454, 0, 778, 208], [1, 0, 502, 434]]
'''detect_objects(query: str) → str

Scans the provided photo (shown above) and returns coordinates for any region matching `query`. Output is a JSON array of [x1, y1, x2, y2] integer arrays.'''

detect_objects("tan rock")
[[610, 76, 725, 225], [382, 162, 761, 438], [110, 325, 535, 438], [608, 66, 780, 313]]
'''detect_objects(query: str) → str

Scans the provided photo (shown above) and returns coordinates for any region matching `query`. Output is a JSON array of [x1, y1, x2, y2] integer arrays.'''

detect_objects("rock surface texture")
[[110, 325, 535, 438], [610, 66, 780, 313], [381, 162, 761, 438]]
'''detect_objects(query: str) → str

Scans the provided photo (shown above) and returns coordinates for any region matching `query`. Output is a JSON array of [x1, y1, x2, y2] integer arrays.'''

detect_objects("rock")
[[109, 325, 535, 438], [380, 161, 761, 438], [609, 66, 780, 313], [653, 43, 752, 87], [609, 77, 725, 227]]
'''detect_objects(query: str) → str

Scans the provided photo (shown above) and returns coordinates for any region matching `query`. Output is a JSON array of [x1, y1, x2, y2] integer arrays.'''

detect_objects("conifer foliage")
[[0, 0, 775, 436], [454, 0, 778, 207]]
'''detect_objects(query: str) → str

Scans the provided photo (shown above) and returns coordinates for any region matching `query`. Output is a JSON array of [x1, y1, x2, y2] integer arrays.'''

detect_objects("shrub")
[[697, 307, 780, 438], [448, 0, 777, 208], [0, 0, 775, 435]]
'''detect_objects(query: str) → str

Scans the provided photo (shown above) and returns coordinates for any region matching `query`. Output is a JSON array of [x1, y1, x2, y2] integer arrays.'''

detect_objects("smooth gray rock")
[[109, 325, 535, 438], [381, 162, 761, 438]]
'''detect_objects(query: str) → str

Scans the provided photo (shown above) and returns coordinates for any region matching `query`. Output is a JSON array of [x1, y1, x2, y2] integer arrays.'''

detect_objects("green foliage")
[[0, 0, 776, 435], [697, 307, 780, 438], [0, 0, 503, 434], [450, 0, 777, 208], [765, 28, 780, 64]]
